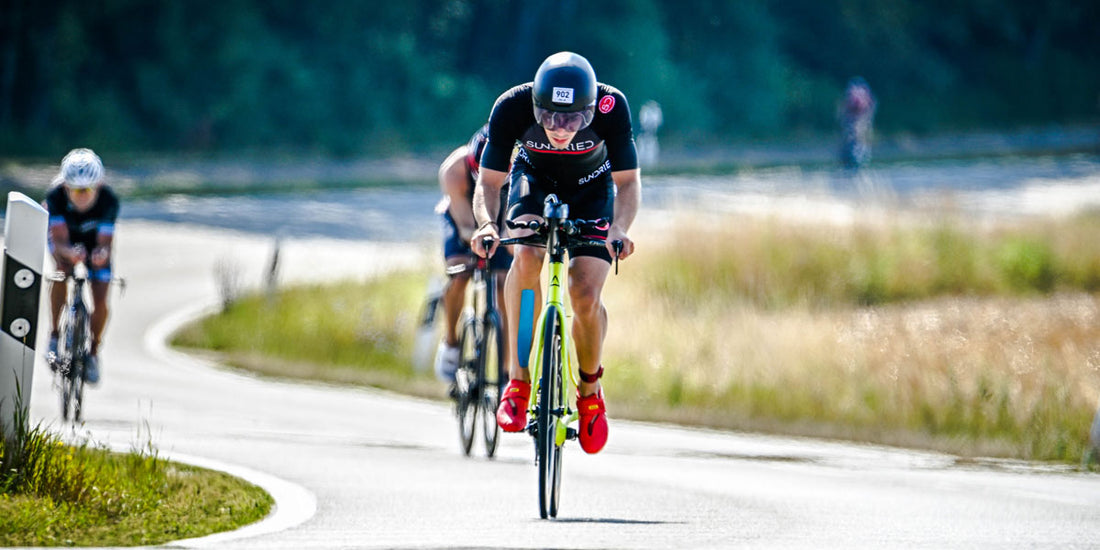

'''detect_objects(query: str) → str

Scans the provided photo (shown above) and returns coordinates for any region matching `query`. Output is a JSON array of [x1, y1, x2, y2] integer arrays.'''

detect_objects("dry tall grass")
[[601, 209, 1100, 461], [172, 207, 1100, 463]]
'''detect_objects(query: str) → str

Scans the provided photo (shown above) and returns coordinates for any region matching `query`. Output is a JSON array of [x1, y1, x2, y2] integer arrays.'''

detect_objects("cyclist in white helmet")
[[43, 148, 120, 385]]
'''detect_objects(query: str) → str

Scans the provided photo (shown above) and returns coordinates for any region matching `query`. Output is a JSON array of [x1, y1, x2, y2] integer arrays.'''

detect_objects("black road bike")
[[47, 264, 93, 422], [47, 262, 124, 422], [449, 238, 506, 457]]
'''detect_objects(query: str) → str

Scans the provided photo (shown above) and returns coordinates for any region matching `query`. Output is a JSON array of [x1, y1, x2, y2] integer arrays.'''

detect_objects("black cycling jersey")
[[44, 185, 120, 251], [464, 124, 490, 190], [480, 83, 638, 189]]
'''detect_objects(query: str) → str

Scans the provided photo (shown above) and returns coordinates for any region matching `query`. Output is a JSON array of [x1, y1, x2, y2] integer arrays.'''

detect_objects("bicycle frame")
[[500, 194, 612, 518], [48, 264, 92, 421], [528, 239, 578, 447], [501, 197, 609, 446]]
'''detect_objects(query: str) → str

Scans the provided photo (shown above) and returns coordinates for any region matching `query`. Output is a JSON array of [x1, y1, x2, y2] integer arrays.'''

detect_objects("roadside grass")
[[171, 277, 442, 399], [608, 209, 1100, 462], [172, 209, 1100, 464], [643, 209, 1100, 309], [0, 422, 272, 547]]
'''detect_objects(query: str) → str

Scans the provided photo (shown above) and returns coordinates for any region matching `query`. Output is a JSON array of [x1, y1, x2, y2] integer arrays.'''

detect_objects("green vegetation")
[[172, 276, 440, 398], [3, 2, 1097, 156], [0, 421, 272, 546], [173, 210, 1100, 464]]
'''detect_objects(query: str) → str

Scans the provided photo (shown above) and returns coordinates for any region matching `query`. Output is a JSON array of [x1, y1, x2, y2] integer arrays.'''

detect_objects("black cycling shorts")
[[506, 163, 614, 263]]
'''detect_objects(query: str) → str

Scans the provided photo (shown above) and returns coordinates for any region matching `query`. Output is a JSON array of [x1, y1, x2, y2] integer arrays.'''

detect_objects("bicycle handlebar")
[[447, 236, 499, 277], [489, 196, 624, 273], [506, 217, 609, 234], [500, 218, 623, 260], [500, 231, 607, 251], [45, 269, 127, 296]]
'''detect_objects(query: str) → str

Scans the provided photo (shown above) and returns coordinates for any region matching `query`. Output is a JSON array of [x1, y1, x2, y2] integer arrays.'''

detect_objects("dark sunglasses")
[[534, 106, 594, 132]]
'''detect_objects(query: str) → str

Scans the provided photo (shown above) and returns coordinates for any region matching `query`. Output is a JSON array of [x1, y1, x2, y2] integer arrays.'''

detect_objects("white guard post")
[[0, 192, 48, 439]]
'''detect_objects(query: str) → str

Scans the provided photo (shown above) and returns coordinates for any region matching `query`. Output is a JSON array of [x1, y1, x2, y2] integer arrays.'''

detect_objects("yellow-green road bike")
[[500, 194, 621, 519]]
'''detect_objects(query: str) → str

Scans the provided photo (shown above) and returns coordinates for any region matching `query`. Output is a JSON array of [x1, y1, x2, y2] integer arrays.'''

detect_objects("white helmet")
[[58, 148, 104, 189]]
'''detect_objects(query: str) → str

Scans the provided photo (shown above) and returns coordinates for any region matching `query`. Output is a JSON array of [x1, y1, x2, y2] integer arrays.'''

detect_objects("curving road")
[[21, 213, 1100, 549]]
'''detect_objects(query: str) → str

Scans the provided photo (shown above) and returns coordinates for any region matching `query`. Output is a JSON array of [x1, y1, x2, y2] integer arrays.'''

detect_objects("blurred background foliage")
[[1, 0, 1097, 157]]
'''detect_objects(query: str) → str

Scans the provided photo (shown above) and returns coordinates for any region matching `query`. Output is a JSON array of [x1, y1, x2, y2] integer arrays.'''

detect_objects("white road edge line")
[[144, 300, 318, 547]]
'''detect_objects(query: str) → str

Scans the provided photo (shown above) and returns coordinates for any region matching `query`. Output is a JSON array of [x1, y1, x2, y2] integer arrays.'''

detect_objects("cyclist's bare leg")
[[48, 258, 74, 335], [569, 256, 610, 397], [49, 278, 66, 334], [90, 280, 110, 355], [441, 256, 472, 346], [492, 270, 511, 366], [504, 242, 545, 384]]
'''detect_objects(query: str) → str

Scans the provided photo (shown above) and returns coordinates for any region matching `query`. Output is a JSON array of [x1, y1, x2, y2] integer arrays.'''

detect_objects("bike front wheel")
[[537, 306, 565, 519], [455, 317, 480, 456], [57, 316, 86, 422], [58, 364, 73, 421], [70, 358, 86, 422], [481, 311, 504, 458], [58, 356, 86, 423]]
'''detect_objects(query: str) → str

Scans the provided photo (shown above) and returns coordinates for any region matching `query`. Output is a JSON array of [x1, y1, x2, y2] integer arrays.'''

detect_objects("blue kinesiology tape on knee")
[[517, 289, 535, 369]]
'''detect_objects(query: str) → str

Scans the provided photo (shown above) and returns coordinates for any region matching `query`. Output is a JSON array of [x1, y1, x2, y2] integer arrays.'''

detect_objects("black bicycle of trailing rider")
[[447, 237, 506, 457], [47, 259, 124, 423], [498, 194, 622, 519]]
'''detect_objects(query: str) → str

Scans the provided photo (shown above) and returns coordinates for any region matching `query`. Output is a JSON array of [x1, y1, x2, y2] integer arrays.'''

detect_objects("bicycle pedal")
[[565, 427, 578, 440]]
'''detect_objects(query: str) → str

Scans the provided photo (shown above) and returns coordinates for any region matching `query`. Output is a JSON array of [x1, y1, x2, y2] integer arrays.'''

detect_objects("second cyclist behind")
[[471, 51, 641, 454], [433, 125, 513, 383]]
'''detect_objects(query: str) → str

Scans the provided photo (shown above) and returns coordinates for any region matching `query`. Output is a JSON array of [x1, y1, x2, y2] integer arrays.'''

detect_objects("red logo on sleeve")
[[599, 95, 616, 114]]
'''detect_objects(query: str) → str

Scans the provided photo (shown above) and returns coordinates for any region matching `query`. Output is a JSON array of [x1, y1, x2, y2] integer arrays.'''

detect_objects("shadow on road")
[[541, 517, 685, 525]]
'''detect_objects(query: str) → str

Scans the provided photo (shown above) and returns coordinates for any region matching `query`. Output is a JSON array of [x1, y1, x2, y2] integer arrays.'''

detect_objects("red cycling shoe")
[[576, 389, 608, 454], [497, 379, 530, 432]]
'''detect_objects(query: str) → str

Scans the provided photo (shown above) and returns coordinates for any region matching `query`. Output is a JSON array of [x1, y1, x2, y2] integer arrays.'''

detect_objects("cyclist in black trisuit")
[[43, 148, 120, 385], [472, 52, 641, 454], [433, 125, 513, 382]]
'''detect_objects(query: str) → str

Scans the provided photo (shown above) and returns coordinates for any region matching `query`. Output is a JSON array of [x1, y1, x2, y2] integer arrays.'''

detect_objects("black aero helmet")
[[532, 52, 597, 131]]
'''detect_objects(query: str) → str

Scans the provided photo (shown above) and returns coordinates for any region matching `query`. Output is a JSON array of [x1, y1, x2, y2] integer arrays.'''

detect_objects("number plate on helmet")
[[552, 87, 574, 104]]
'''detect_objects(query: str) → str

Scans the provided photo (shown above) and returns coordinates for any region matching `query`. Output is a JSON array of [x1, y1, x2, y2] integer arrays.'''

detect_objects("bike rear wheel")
[[455, 317, 480, 456], [481, 311, 504, 458], [537, 307, 564, 519]]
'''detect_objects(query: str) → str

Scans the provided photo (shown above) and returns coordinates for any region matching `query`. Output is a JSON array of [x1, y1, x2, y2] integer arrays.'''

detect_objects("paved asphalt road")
[[19, 219, 1100, 549]]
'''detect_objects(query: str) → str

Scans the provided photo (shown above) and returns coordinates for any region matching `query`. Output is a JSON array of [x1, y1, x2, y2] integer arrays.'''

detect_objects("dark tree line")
[[1, 0, 1096, 157]]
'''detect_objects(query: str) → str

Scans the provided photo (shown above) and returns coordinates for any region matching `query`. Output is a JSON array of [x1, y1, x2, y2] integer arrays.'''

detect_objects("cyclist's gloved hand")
[[606, 225, 634, 260], [91, 246, 110, 267], [65, 244, 88, 264], [471, 222, 499, 258]]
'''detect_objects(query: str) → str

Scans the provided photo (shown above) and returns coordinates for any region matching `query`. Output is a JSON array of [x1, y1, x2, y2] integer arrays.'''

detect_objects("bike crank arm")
[[557, 411, 578, 446]]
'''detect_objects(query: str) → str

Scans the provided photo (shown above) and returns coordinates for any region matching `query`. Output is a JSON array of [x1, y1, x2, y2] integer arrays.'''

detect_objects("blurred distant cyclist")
[[471, 51, 641, 454], [433, 125, 513, 382], [43, 148, 120, 385], [838, 76, 876, 169]]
